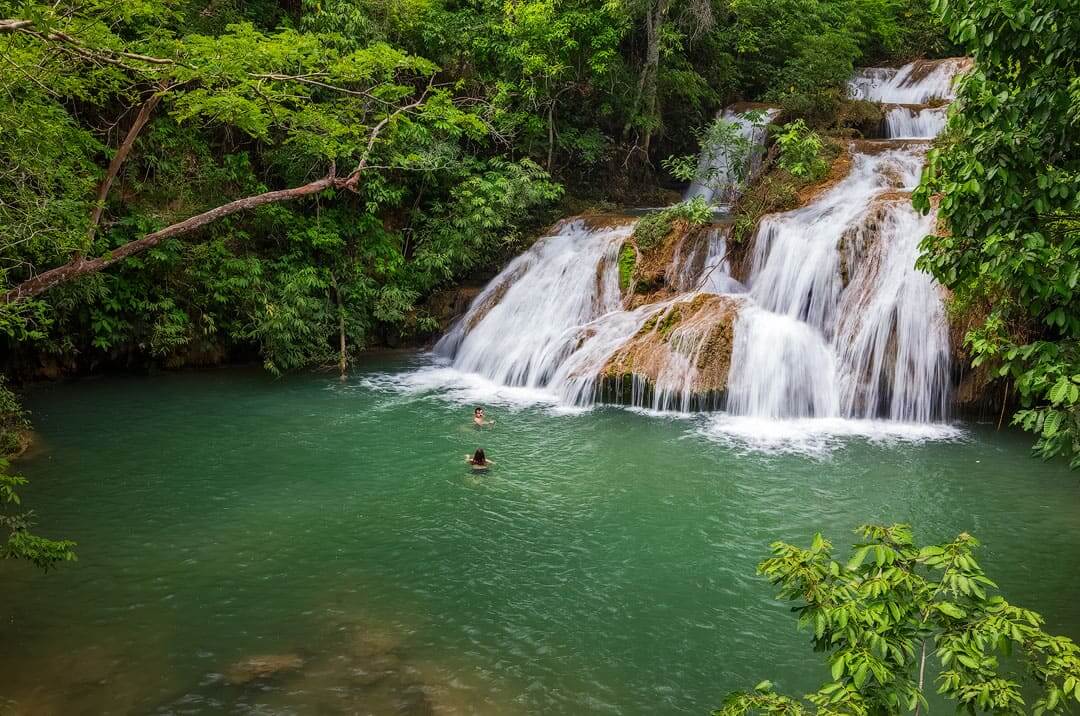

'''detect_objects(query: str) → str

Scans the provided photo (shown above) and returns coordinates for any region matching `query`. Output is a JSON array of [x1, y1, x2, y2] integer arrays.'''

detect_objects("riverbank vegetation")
[[1, 377, 76, 569], [913, 0, 1080, 467]]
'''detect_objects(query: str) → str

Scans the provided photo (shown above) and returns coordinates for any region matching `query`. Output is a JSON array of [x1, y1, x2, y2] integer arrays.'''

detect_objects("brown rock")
[[600, 293, 744, 408], [224, 653, 304, 685]]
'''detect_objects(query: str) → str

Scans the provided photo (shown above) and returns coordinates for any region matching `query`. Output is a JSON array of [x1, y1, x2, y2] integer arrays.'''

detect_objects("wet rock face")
[[623, 220, 719, 306], [600, 293, 744, 410], [426, 286, 485, 332]]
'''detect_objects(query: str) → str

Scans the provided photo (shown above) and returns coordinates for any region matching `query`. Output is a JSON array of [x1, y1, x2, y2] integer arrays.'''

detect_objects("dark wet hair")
[[471, 448, 486, 464], [474, 407, 483, 415]]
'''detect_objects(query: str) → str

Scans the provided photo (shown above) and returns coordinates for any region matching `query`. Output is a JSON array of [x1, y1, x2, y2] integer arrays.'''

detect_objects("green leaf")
[[831, 655, 845, 681]]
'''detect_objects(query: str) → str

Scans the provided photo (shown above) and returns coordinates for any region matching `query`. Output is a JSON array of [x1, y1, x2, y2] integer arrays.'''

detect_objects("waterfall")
[[848, 58, 971, 104], [428, 59, 969, 435], [435, 219, 674, 405], [726, 307, 840, 419], [684, 107, 779, 207], [747, 148, 926, 333], [435, 219, 630, 389], [669, 226, 745, 294], [833, 202, 951, 421], [883, 105, 947, 139]]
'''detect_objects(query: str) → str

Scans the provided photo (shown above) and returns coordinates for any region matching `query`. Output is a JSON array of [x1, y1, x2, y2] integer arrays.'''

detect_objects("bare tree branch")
[[86, 89, 163, 246], [3, 171, 343, 304]]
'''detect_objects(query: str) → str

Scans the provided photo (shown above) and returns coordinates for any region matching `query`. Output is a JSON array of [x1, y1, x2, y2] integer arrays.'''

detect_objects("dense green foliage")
[[0, 377, 28, 457], [0, 0, 948, 379], [775, 120, 829, 181], [914, 0, 1080, 466], [717, 524, 1080, 715]]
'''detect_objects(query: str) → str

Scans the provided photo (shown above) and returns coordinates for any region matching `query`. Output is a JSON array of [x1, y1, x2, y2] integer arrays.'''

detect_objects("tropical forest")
[[1, 0, 1079, 712]]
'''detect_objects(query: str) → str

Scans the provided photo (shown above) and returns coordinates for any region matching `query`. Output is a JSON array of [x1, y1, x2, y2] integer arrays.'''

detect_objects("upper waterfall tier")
[[684, 106, 779, 207], [849, 57, 972, 104]]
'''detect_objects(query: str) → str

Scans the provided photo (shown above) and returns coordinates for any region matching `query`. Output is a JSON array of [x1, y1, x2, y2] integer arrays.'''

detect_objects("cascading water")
[[848, 58, 971, 103], [670, 226, 744, 294], [684, 107, 779, 207], [747, 148, 926, 333], [833, 202, 951, 422], [883, 105, 947, 139], [430, 59, 969, 440], [434, 219, 641, 395], [726, 307, 840, 419]]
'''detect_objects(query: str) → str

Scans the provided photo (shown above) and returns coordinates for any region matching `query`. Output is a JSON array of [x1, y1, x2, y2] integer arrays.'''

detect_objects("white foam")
[[884, 106, 947, 139], [848, 58, 970, 104], [362, 364, 563, 410], [699, 415, 966, 458]]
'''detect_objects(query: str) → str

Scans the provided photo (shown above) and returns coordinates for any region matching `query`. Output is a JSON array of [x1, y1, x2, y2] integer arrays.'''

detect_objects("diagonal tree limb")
[[86, 89, 164, 247], [343, 78, 435, 190], [2, 171, 344, 304]]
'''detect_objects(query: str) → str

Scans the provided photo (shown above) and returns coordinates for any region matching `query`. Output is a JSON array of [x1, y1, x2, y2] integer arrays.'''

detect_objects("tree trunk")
[[623, 0, 670, 151], [914, 639, 927, 716], [3, 174, 341, 304], [547, 100, 556, 173]]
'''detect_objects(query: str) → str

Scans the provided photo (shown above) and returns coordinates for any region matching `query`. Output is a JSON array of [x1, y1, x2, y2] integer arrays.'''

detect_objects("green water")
[[2, 356, 1078, 715]]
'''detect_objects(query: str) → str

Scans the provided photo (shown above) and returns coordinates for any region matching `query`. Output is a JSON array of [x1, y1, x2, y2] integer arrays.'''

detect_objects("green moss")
[[657, 307, 682, 338], [632, 212, 674, 249], [618, 242, 636, 292], [733, 174, 799, 243]]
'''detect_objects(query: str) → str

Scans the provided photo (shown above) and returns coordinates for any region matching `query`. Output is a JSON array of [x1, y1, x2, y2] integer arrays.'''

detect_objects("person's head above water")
[[474, 407, 484, 417], [471, 448, 487, 464]]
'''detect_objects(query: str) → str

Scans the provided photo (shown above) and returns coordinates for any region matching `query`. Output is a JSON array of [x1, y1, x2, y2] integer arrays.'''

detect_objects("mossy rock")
[[600, 294, 744, 407]]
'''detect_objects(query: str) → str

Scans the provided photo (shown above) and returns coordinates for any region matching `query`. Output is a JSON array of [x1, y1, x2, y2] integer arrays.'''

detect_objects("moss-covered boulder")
[[619, 218, 722, 305], [598, 293, 744, 409]]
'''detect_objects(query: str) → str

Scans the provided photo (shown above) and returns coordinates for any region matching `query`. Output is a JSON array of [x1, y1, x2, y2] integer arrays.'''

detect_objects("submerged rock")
[[224, 653, 304, 685], [600, 293, 744, 410]]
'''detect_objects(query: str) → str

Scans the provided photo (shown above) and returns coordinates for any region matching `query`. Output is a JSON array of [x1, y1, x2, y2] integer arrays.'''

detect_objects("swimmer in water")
[[466, 448, 493, 468], [473, 407, 494, 428]]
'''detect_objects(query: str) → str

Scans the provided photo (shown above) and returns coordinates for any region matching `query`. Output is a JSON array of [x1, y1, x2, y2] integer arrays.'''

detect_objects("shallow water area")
[[2, 356, 1079, 715]]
